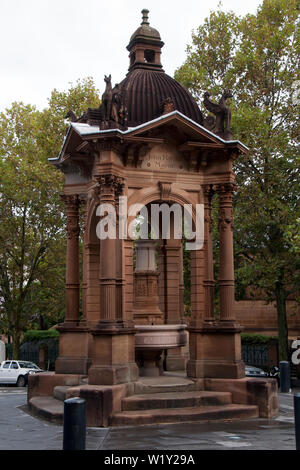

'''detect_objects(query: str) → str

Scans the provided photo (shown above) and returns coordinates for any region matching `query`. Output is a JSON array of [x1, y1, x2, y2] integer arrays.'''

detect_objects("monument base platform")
[[27, 372, 278, 426]]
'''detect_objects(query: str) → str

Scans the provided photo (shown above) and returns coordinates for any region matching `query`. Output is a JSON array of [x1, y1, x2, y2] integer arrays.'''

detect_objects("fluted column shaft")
[[203, 184, 215, 322], [96, 174, 125, 327], [216, 183, 236, 322], [80, 195, 88, 324], [61, 194, 80, 324]]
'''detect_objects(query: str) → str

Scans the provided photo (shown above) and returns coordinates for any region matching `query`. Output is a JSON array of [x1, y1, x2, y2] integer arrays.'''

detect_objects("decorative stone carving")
[[162, 97, 175, 114], [66, 218, 80, 240], [214, 183, 236, 232], [133, 240, 163, 325], [101, 74, 113, 121], [99, 75, 128, 128], [203, 91, 233, 140], [61, 194, 80, 240], [64, 110, 78, 122], [159, 181, 172, 200], [95, 174, 125, 200], [111, 83, 128, 127]]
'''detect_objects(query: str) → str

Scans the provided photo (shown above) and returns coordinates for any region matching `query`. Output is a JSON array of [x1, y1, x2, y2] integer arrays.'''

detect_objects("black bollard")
[[63, 397, 86, 450], [280, 361, 291, 393], [294, 393, 300, 450]]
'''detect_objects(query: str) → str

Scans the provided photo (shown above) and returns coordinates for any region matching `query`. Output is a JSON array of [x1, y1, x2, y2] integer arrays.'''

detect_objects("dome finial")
[[141, 9, 150, 25]]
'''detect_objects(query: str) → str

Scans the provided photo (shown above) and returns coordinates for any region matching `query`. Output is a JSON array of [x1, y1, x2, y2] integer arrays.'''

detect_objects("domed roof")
[[130, 24, 161, 42], [128, 9, 163, 48], [120, 68, 204, 128], [76, 10, 203, 130], [122, 10, 203, 128]]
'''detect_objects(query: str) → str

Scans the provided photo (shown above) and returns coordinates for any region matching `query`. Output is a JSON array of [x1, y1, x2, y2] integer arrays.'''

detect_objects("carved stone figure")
[[101, 74, 113, 121], [65, 110, 78, 122], [111, 83, 128, 126], [111, 83, 121, 123], [100, 76, 127, 128], [203, 90, 233, 139]]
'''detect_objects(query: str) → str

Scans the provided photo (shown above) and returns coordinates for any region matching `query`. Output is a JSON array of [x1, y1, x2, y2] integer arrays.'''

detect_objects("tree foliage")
[[175, 0, 300, 361], [0, 78, 100, 357]]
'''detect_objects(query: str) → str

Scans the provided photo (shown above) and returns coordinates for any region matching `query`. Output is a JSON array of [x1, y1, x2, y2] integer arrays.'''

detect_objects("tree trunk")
[[12, 331, 21, 359], [275, 280, 289, 362]]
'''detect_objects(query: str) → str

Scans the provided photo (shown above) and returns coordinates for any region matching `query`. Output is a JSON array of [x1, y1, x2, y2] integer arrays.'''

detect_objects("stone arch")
[[126, 183, 200, 231]]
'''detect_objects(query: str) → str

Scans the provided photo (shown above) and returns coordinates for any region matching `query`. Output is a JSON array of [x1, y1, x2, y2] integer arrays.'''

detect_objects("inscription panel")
[[141, 144, 188, 172]]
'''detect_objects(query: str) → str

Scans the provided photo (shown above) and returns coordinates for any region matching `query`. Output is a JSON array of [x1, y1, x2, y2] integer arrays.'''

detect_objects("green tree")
[[0, 78, 100, 358], [175, 0, 300, 361]]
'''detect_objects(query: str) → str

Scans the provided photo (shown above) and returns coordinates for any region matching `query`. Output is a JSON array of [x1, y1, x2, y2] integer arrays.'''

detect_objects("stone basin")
[[135, 324, 187, 376]]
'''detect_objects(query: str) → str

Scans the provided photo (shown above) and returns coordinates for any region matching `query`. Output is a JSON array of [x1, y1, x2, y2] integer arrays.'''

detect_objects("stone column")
[[187, 182, 244, 380], [56, 194, 90, 375], [88, 174, 138, 385], [216, 183, 236, 322], [203, 184, 215, 322], [97, 174, 119, 327], [79, 194, 88, 325], [164, 238, 187, 371], [62, 194, 80, 325]]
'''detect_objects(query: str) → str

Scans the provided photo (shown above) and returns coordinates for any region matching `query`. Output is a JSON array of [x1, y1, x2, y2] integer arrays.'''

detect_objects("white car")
[[0, 360, 43, 387]]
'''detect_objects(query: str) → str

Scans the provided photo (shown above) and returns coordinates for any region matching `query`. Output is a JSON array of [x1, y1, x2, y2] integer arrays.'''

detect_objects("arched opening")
[[127, 199, 196, 376], [144, 49, 155, 63]]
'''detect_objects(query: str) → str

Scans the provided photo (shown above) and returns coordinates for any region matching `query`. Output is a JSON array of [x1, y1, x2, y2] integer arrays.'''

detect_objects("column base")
[[187, 322, 245, 379], [55, 324, 90, 375], [187, 359, 245, 379], [88, 363, 138, 385], [55, 357, 92, 375], [88, 329, 138, 385]]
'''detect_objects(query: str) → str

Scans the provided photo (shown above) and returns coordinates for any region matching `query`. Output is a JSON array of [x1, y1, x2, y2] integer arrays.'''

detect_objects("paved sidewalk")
[[0, 388, 296, 450]]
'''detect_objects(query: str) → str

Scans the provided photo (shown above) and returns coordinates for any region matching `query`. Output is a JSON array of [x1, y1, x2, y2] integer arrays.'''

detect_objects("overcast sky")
[[0, 0, 263, 112]]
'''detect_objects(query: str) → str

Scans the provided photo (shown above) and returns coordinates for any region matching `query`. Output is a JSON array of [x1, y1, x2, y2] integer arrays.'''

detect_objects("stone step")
[[53, 385, 71, 402], [122, 391, 232, 411], [110, 404, 259, 427], [134, 376, 200, 394], [29, 396, 63, 424]]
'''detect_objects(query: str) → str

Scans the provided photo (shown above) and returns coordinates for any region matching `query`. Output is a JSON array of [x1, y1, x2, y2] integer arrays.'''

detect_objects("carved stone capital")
[[95, 174, 125, 202], [60, 194, 81, 239], [66, 217, 80, 239], [60, 193, 79, 210], [213, 184, 236, 232], [213, 182, 237, 197], [202, 184, 215, 200]]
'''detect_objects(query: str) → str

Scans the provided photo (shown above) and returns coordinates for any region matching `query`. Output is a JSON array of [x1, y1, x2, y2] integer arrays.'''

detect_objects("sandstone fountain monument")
[[28, 9, 278, 426]]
